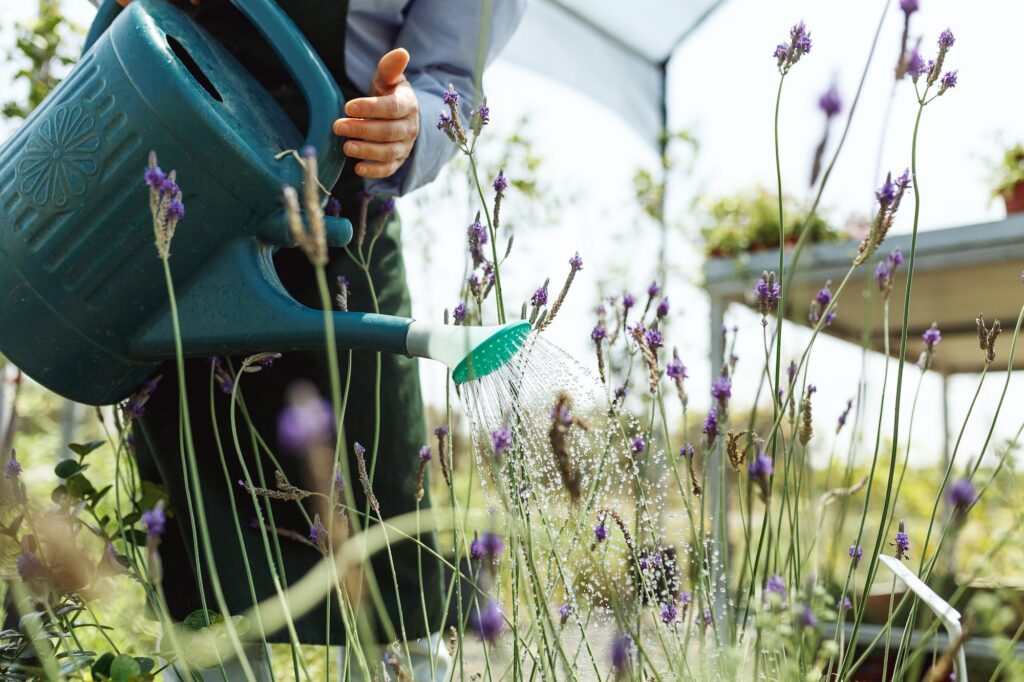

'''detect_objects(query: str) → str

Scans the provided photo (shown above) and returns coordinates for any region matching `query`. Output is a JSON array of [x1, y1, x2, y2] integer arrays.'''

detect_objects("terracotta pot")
[[1004, 181, 1024, 214]]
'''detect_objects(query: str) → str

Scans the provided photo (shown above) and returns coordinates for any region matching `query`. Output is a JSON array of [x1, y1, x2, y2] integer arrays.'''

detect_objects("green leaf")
[[135, 657, 155, 674], [65, 473, 96, 499], [109, 654, 141, 681], [68, 440, 105, 457], [183, 609, 221, 631], [121, 512, 141, 526], [54, 460, 82, 478], [123, 529, 148, 547], [92, 652, 115, 679]]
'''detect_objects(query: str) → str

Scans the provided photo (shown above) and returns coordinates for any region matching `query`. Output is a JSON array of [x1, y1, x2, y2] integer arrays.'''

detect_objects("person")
[[118, 0, 526, 679]]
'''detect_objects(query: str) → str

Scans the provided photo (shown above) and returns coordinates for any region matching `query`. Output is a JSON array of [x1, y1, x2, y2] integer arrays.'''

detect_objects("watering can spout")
[[406, 320, 533, 386]]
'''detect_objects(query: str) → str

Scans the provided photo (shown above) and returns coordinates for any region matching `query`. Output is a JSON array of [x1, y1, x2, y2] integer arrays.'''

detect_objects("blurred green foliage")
[[2, 0, 80, 121], [700, 186, 842, 258]]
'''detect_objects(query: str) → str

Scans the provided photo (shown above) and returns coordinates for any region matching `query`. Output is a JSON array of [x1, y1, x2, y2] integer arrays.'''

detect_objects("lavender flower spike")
[[947, 477, 976, 513], [893, 519, 911, 560]]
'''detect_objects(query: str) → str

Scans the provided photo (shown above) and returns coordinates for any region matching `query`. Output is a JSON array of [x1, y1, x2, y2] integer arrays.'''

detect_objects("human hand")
[[332, 48, 419, 179]]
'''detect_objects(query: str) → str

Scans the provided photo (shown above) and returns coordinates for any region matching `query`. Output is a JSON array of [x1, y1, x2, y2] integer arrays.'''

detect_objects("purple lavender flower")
[[418, 445, 432, 463], [940, 71, 958, 92], [436, 112, 452, 130], [773, 44, 789, 66], [309, 516, 327, 544], [531, 285, 549, 307], [894, 520, 910, 560], [470, 534, 486, 560], [591, 326, 607, 342], [472, 599, 504, 642], [938, 29, 955, 49], [791, 22, 812, 54], [144, 166, 166, 188], [492, 172, 509, 194], [766, 575, 787, 599], [837, 398, 854, 432], [874, 262, 889, 287], [434, 425, 449, 438], [825, 310, 837, 327], [755, 272, 781, 314], [660, 602, 678, 625], [815, 284, 833, 307], [849, 543, 863, 567], [631, 435, 646, 453], [656, 298, 670, 319], [614, 385, 628, 401], [666, 356, 687, 380], [644, 327, 664, 350], [800, 605, 819, 629], [947, 477, 976, 512], [702, 405, 719, 443], [277, 384, 335, 454], [888, 249, 904, 268], [899, 0, 918, 14], [158, 176, 179, 196], [610, 633, 634, 672], [452, 302, 467, 324], [908, 51, 928, 80], [679, 591, 692, 606], [482, 531, 505, 558], [4, 452, 20, 479], [711, 376, 732, 404], [442, 88, 460, 105], [166, 198, 185, 222], [558, 603, 573, 624], [749, 453, 774, 480], [474, 103, 490, 125], [17, 550, 44, 582], [922, 324, 941, 350], [326, 197, 342, 216], [594, 518, 609, 542], [569, 252, 583, 271], [622, 293, 636, 310], [647, 281, 661, 298], [142, 500, 166, 538], [680, 443, 694, 460], [491, 426, 512, 454], [698, 609, 713, 628], [818, 85, 842, 118], [468, 220, 488, 246]]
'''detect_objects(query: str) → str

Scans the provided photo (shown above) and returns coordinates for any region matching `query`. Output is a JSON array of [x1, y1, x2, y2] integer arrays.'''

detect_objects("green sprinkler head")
[[406, 320, 533, 385]]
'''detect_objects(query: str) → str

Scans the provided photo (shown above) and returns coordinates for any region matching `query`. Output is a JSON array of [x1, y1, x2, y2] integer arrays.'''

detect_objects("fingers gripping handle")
[[84, 0, 345, 190]]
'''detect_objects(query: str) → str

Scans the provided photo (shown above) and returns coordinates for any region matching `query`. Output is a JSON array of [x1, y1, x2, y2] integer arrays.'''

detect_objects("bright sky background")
[[2, 0, 1022, 469]]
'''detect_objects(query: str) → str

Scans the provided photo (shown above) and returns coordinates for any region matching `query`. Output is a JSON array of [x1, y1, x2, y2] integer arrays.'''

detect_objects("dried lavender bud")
[[849, 544, 863, 567]]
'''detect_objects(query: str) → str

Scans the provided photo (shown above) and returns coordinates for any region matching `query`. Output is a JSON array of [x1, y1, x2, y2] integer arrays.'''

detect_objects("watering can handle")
[[84, 0, 345, 189]]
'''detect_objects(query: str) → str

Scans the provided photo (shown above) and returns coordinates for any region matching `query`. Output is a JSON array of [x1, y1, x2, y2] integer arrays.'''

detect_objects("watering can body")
[[0, 0, 415, 405]]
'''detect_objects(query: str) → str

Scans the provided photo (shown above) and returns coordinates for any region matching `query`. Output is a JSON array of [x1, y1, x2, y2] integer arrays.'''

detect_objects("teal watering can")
[[0, 0, 530, 406]]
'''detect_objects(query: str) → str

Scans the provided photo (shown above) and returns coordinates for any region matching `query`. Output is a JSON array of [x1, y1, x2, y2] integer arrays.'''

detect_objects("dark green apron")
[[132, 0, 444, 646]]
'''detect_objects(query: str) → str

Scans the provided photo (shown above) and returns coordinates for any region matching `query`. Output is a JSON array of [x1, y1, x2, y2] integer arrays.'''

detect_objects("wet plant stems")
[[839, 94, 927, 680], [162, 257, 259, 682]]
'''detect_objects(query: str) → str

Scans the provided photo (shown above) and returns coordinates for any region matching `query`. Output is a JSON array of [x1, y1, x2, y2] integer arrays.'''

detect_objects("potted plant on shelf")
[[700, 187, 840, 259], [990, 143, 1024, 214]]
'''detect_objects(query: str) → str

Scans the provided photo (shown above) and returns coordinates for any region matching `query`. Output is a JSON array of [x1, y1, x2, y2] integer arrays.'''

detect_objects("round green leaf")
[[54, 460, 82, 479], [109, 654, 141, 681]]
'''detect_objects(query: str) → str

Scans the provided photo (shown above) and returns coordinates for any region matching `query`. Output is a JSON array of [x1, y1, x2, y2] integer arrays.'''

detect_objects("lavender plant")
[[4, 5, 1024, 682]]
